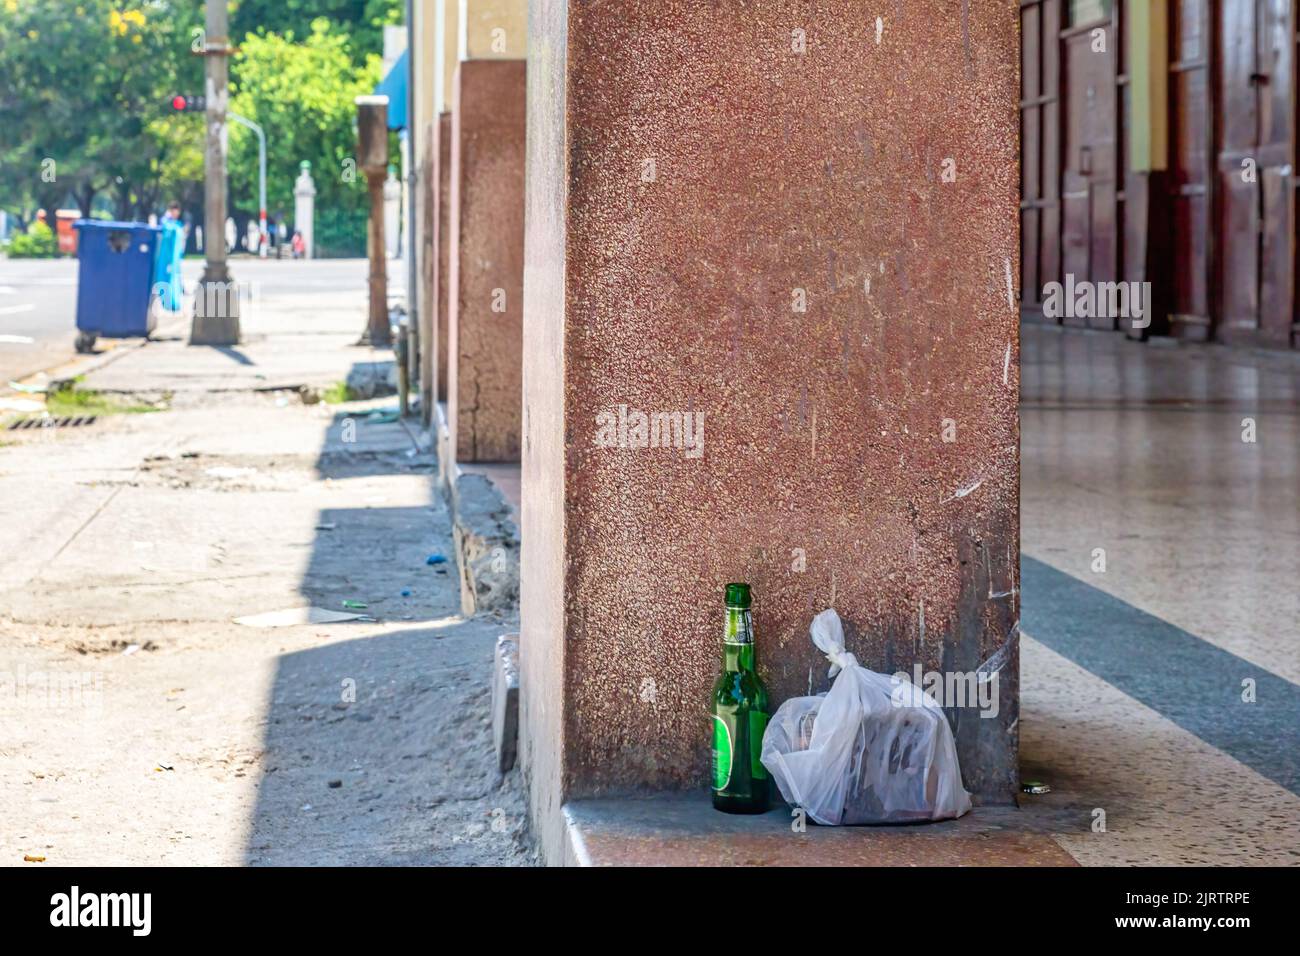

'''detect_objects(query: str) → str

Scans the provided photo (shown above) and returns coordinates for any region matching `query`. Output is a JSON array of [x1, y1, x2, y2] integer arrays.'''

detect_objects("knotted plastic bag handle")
[[810, 608, 858, 678]]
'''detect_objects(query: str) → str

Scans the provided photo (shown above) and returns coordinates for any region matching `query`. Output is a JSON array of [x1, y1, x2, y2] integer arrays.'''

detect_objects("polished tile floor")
[[1020, 322, 1300, 864]]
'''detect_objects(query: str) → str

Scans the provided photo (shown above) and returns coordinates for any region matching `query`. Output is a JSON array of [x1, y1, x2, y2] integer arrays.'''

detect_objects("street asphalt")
[[0, 256, 388, 388], [0, 258, 82, 385]]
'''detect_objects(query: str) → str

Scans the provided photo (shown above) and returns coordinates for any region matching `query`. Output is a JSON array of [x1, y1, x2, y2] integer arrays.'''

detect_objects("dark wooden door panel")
[[1172, 191, 1211, 323], [1214, 0, 1295, 346], [1259, 165, 1293, 345], [1168, 0, 1213, 338], [1022, 0, 1297, 350], [1218, 175, 1262, 330], [1020, 0, 1064, 317], [1219, 2, 1260, 152], [1258, 0, 1293, 156], [1255, 0, 1294, 346], [1088, 179, 1121, 328], [1062, 22, 1119, 326]]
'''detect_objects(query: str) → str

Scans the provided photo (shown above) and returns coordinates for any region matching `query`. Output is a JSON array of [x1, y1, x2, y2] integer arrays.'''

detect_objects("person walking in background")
[[291, 230, 305, 259], [152, 201, 185, 312]]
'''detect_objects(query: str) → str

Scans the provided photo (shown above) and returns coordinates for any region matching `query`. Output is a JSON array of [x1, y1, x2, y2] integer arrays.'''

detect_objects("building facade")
[[1022, 0, 1299, 349]]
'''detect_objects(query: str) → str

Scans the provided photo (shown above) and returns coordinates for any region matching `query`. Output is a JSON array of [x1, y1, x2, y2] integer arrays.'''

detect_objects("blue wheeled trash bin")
[[72, 220, 161, 353]]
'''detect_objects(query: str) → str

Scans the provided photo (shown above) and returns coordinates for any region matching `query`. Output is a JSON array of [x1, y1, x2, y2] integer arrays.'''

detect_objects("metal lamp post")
[[229, 112, 267, 257]]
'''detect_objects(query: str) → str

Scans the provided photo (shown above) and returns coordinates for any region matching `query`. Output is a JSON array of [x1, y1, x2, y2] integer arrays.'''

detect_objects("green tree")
[[144, 114, 206, 216], [0, 0, 204, 221], [227, 19, 381, 254], [231, 0, 400, 64]]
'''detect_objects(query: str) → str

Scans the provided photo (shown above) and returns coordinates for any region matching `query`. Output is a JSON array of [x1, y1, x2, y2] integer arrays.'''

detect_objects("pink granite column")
[[522, 0, 1020, 860], [449, 61, 526, 463]]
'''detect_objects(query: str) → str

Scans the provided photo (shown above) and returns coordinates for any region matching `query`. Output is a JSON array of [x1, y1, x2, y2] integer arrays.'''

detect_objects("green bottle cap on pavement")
[[725, 583, 751, 608]]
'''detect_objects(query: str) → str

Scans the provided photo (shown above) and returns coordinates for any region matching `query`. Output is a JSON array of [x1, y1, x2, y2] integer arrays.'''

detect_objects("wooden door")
[[1021, 0, 1064, 318], [1168, 0, 1215, 340], [1061, 3, 1120, 327], [1215, 0, 1296, 347]]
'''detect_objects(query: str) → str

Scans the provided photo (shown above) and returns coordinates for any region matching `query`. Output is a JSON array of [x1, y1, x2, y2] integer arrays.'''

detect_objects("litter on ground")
[[233, 606, 366, 627]]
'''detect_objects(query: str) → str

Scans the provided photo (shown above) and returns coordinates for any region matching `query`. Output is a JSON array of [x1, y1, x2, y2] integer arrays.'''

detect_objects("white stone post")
[[293, 161, 317, 260]]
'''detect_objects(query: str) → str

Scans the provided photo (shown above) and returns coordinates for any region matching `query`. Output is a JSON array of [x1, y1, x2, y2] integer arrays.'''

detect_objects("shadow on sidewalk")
[[241, 620, 525, 865], [240, 394, 529, 865], [209, 345, 256, 366]]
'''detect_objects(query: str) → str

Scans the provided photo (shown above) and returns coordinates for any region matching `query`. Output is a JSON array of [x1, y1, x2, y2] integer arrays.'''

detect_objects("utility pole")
[[190, 0, 240, 346], [356, 95, 391, 346]]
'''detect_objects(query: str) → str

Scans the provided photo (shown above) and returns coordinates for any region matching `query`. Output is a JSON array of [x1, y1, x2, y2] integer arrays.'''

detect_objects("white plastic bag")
[[760, 609, 972, 825]]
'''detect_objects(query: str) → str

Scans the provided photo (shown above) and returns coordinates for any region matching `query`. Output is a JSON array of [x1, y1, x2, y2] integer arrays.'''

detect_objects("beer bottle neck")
[[723, 607, 755, 672]]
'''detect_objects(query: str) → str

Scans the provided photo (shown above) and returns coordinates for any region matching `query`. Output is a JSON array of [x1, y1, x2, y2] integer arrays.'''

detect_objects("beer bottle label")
[[712, 715, 733, 790], [725, 609, 753, 645]]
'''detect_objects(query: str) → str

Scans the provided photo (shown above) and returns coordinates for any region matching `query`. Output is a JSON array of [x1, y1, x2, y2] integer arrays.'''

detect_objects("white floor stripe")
[[1021, 634, 1300, 865]]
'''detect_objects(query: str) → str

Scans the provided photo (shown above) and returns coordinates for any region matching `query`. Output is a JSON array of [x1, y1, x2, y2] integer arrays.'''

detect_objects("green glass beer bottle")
[[711, 583, 771, 813]]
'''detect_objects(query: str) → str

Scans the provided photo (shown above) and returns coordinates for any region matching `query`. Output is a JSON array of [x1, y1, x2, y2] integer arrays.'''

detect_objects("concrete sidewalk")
[[0, 277, 531, 866], [82, 259, 387, 396]]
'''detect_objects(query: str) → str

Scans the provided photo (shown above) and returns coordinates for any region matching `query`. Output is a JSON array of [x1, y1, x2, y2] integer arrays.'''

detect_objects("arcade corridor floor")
[[1019, 323, 1300, 864]]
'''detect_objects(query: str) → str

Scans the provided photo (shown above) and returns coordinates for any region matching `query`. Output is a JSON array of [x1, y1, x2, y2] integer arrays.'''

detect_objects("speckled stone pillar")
[[449, 60, 526, 462], [522, 0, 1020, 860]]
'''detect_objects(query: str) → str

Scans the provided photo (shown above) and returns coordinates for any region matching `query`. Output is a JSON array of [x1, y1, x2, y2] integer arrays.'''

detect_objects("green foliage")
[[232, 0, 402, 63], [5, 221, 58, 258], [143, 113, 207, 215], [0, 0, 205, 219], [313, 204, 369, 259], [28, 379, 160, 417], [228, 20, 380, 254], [0, 1, 393, 258], [321, 380, 358, 404]]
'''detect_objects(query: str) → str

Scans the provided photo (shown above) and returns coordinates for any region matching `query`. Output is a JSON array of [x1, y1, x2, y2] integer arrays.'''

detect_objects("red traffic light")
[[172, 95, 187, 110]]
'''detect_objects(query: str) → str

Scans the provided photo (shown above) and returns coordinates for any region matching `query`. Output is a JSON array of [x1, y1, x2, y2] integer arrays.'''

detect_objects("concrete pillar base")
[[189, 279, 241, 346]]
